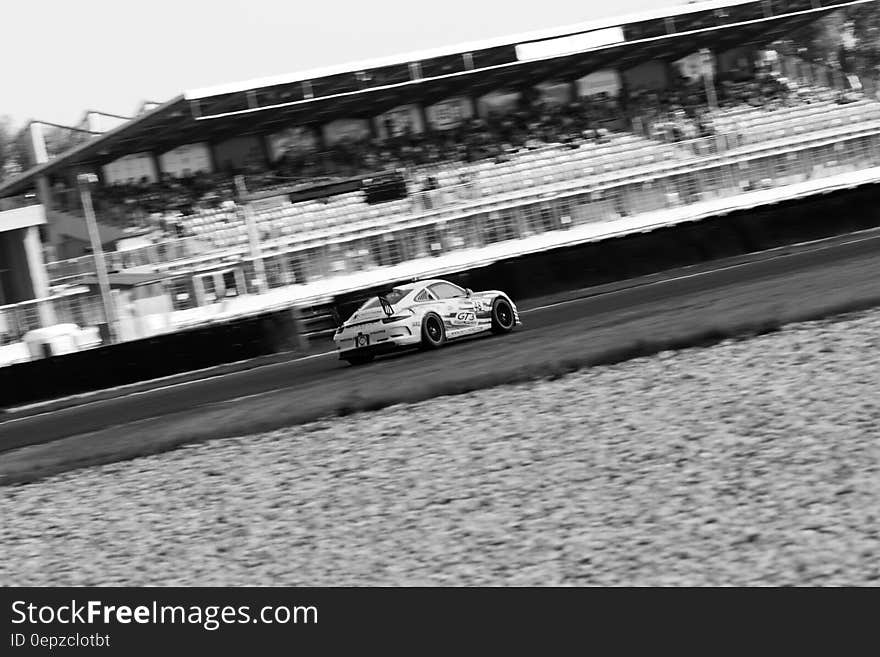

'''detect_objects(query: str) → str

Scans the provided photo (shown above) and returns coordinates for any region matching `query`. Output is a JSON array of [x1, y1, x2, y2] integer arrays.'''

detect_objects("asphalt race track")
[[2, 230, 880, 455]]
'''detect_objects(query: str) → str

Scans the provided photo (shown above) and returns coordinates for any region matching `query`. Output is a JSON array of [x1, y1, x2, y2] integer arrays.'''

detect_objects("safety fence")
[[0, 293, 105, 345], [250, 130, 880, 284]]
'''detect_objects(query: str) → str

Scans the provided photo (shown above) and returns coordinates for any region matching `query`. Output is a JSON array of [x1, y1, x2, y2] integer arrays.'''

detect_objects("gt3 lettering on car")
[[333, 279, 520, 365]]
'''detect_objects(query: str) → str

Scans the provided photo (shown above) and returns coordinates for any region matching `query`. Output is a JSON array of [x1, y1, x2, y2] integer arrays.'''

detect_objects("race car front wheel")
[[421, 313, 446, 349], [490, 298, 515, 334]]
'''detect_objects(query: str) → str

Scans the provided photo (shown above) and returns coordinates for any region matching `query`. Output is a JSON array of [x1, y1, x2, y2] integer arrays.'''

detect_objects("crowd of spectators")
[[62, 91, 625, 229], [269, 90, 622, 179], [99, 171, 236, 215], [627, 68, 793, 143], [51, 170, 238, 230], [56, 62, 861, 236], [631, 62, 854, 144]]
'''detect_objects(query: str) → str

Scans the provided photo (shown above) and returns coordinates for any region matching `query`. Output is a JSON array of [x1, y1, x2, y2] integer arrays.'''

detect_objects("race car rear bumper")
[[338, 341, 405, 360], [335, 324, 422, 358]]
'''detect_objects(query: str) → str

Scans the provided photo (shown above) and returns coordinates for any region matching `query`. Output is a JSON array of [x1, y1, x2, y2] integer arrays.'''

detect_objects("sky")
[[0, 0, 682, 128]]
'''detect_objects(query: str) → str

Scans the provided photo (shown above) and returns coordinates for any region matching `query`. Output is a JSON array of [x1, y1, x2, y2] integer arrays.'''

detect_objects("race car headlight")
[[381, 309, 414, 323]]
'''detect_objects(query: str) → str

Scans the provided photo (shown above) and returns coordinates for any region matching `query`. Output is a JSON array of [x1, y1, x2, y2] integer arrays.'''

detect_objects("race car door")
[[428, 281, 478, 335]]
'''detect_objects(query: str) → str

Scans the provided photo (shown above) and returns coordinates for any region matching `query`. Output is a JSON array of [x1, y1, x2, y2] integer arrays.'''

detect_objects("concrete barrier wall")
[[0, 307, 303, 408]]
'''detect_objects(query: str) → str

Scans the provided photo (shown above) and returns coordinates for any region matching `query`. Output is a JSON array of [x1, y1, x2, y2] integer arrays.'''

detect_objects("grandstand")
[[1, 0, 879, 361]]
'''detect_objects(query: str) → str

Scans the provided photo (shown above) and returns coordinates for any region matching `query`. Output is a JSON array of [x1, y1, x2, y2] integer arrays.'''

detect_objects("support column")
[[23, 225, 56, 326], [233, 267, 247, 296], [259, 133, 273, 167], [700, 48, 718, 112], [315, 123, 329, 150], [618, 70, 630, 113], [34, 174, 60, 257], [365, 116, 379, 140], [418, 104, 430, 134], [235, 175, 266, 295], [277, 253, 292, 286], [472, 94, 486, 119], [206, 143, 219, 174], [191, 273, 207, 307], [150, 151, 163, 181]]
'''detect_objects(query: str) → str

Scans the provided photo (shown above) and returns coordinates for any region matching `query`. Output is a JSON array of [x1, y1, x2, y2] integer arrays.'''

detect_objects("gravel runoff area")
[[2, 309, 879, 586]]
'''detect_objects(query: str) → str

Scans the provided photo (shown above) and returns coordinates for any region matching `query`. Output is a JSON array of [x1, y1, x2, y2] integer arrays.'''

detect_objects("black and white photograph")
[[1, 0, 879, 619]]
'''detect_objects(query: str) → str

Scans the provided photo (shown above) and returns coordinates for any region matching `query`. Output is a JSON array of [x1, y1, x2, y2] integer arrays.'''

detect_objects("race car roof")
[[1, 0, 871, 198]]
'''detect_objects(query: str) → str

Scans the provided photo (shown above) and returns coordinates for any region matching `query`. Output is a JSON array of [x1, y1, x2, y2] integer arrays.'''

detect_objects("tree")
[[777, 5, 880, 78], [784, 11, 847, 65], [0, 115, 24, 183], [848, 2, 880, 75], [42, 124, 89, 160]]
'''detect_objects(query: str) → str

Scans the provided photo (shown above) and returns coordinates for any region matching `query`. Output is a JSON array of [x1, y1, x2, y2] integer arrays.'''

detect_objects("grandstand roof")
[[0, 0, 872, 199]]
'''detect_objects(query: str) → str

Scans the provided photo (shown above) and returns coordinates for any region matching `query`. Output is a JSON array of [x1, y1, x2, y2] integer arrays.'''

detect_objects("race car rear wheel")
[[420, 313, 446, 349], [490, 297, 515, 334], [344, 352, 375, 366]]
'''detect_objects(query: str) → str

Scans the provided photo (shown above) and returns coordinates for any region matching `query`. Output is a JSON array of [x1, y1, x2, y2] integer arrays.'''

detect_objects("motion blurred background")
[[1, 0, 880, 586]]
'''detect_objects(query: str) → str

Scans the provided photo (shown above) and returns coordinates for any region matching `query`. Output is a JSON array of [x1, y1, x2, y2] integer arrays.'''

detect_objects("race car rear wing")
[[378, 295, 395, 317]]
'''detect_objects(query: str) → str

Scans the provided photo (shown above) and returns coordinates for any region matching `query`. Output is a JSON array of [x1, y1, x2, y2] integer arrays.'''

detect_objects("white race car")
[[333, 279, 520, 365]]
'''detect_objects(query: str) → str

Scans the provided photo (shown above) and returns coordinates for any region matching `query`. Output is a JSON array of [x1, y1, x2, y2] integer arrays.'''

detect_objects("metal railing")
[[249, 129, 880, 285], [0, 292, 106, 344]]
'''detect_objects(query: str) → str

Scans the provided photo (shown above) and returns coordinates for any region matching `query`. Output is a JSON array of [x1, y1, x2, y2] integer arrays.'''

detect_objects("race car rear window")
[[361, 288, 409, 308]]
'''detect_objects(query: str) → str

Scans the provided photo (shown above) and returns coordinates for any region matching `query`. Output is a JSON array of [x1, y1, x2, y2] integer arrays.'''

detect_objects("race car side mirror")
[[465, 288, 473, 297]]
